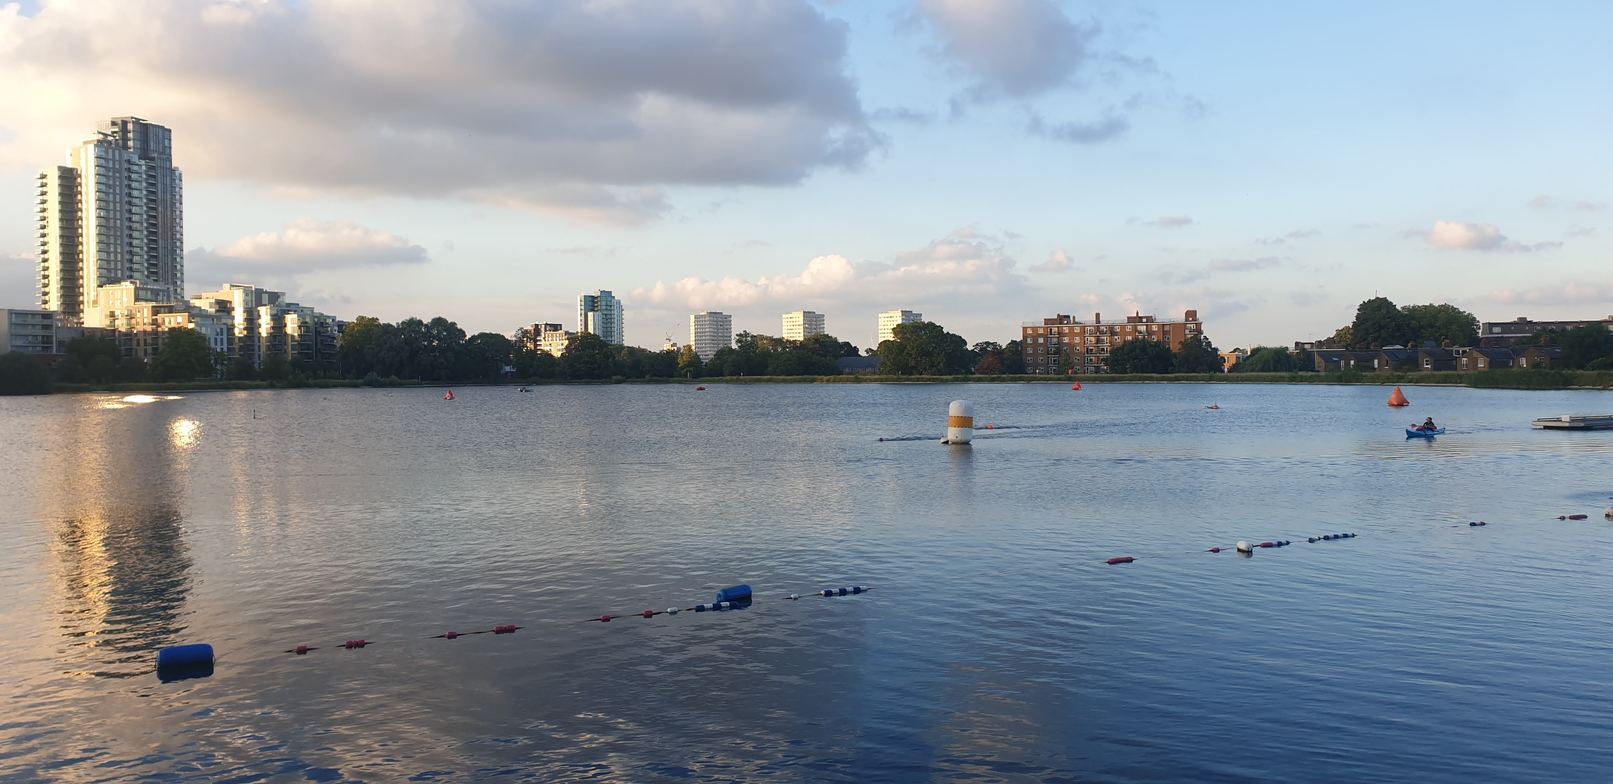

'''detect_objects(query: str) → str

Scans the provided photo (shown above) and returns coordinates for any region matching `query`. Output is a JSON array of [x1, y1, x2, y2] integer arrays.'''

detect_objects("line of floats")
[[154, 584, 873, 682], [156, 394, 1609, 681]]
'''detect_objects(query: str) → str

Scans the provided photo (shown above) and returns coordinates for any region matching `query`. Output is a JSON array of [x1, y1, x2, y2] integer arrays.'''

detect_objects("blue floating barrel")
[[156, 644, 215, 682], [714, 584, 752, 604], [851, 586, 864, 594]]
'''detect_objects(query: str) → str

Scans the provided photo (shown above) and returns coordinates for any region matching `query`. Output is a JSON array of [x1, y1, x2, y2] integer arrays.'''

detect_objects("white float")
[[945, 400, 975, 445]]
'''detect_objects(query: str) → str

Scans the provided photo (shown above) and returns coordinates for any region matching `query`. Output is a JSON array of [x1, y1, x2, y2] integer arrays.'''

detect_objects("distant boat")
[[443, 390, 456, 401], [1406, 426, 1444, 438]]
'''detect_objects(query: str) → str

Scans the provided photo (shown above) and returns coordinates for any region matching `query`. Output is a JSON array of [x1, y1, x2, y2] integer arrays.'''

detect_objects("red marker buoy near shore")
[[443, 390, 456, 401]]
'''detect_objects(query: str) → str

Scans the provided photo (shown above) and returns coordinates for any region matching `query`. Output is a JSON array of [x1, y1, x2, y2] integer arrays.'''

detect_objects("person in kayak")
[[1418, 416, 1437, 431]]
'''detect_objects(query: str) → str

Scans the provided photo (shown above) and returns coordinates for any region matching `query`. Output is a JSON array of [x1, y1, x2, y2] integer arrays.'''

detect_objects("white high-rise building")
[[578, 290, 624, 345], [781, 310, 826, 341], [38, 117, 183, 326], [689, 311, 732, 360], [878, 309, 923, 344]]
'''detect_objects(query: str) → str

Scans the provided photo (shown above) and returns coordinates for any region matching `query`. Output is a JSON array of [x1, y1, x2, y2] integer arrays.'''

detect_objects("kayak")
[[1406, 427, 1445, 438]]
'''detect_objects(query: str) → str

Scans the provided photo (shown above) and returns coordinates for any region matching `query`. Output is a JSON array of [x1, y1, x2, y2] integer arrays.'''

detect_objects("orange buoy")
[[1071, 382, 1082, 391], [1387, 386, 1409, 407], [443, 390, 455, 401]]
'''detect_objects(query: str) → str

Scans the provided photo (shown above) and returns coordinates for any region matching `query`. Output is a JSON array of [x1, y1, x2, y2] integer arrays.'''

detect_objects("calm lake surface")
[[2, 382, 1612, 783]]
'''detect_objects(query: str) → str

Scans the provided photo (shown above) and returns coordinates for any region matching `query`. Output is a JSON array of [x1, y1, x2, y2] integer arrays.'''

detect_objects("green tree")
[[0, 352, 53, 395], [413, 316, 467, 381], [1105, 337, 1175, 374], [1351, 296, 1413, 349], [1001, 339, 1026, 374], [114, 356, 148, 383], [338, 315, 385, 376], [149, 328, 218, 381], [460, 332, 513, 380], [878, 321, 971, 375], [1328, 325, 1354, 349], [561, 332, 616, 379], [1172, 333, 1222, 373], [676, 345, 703, 378], [259, 354, 290, 381], [1235, 345, 1302, 372], [225, 357, 257, 381], [1401, 303, 1478, 347], [514, 347, 560, 379], [63, 337, 122, 383], [1559, 325, 1613, 369]]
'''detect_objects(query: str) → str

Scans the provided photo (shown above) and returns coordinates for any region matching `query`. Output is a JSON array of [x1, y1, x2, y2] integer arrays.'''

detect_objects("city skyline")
[[1, 1, 1610, 350]]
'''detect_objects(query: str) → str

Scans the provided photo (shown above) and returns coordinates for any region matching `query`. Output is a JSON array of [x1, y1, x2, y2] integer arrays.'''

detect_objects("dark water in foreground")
[[2, 382, 1612, 783]]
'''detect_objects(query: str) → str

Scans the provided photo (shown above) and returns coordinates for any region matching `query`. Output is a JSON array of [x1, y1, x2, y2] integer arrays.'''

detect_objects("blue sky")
[[0, 0, 1608, 350]]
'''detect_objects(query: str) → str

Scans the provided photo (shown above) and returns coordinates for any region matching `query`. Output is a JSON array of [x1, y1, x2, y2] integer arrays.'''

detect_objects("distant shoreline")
[[28, 369, 1613, 396]]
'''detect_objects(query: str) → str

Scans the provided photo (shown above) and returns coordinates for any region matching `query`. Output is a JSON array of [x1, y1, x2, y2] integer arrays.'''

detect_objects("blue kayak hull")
[[1406, 427, 1445, 438]]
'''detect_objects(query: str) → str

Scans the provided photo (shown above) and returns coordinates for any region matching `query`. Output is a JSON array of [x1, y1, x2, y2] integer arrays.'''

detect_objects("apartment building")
[[1021, 310, 1203, 374]]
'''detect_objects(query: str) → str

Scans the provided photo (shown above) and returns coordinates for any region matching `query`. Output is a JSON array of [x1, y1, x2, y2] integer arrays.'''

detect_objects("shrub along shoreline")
[[27, 369, 1613, 396]]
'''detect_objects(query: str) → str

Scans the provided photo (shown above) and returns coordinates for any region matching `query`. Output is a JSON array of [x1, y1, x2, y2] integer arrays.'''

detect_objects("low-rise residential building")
[[1455, 348, 1514, 371], [877, 309, 922, 344], [1220, 348, 1248, 372], [1311, 350, 1378, 372], [1375, 348, 1418, 372], [1479, 315, 1613, 347], [0, 308, 57, 355], [1515, 346, 1563, 369], [1020, 310, 1204, 374], [1418, 348, 1457, 372], [782, 310, 825, 341], [689, 311, 733, 360]]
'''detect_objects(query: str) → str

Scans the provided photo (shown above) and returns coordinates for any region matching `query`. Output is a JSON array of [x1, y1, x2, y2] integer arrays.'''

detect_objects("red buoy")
[[1105, 556, 1135, 565], [1072, 382, 1082, 391], [294, 645, 310, 655], [599, 615, 613, 623], [443, 390, 455, 401], [1567, 514, 1589, 520], [493, 624, 517, 634], [642, 609, 655, 618], [695, 386, 706, 391], [1257, 541, 1276, 548], [1208, 547, 1223, 553], [343, 639, 367, 649], [443, 631, 460, 639]]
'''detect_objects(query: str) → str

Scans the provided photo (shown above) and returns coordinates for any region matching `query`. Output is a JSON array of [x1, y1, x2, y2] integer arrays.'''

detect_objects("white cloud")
[[1528, 195, 1605, 212], [1257, 228, 1320, 245], [1029, 248, 1076, 273], [634, 228, 1022, 311], [1487, 281, 1613, 306], [1, 251, 35, 308], [1425, 220, 1559, 253], [916, 0, 1098, 101], [197, 219, 427, 268], [1025, 111, 1128, 144], [186, 219, 427, 291], [630, 227, 1028, 345], [1130, 215, 1193, 228], [1209, 256, 1286, 273], [0, 0, 878, 224]]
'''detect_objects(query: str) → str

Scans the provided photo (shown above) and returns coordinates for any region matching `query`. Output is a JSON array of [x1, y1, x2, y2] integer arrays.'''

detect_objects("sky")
[[0, 0, 1609, 351]]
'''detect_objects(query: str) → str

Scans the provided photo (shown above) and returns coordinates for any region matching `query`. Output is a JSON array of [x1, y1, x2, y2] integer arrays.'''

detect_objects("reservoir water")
[[2, 382, 1611, 782]]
